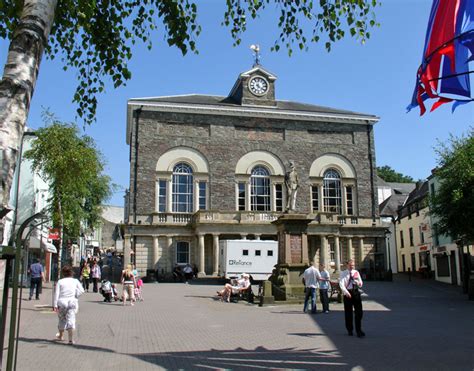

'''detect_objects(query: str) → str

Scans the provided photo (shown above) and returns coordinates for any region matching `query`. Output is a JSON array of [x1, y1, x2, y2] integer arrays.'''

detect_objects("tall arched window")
[[323, 169, 342, 213], [172, 163, 194, 212], [250, 166, 271, 211]]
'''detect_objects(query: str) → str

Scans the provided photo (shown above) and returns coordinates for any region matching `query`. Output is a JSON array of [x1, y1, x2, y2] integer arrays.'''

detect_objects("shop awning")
[[29, 235, 57, 254]]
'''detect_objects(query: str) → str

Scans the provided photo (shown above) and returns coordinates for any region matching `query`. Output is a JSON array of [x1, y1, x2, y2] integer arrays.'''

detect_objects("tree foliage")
[[24, 113, 112, 237], [0, 0, 379, 125], [377, 165, 414, 183], [430, 130, 474, 243]]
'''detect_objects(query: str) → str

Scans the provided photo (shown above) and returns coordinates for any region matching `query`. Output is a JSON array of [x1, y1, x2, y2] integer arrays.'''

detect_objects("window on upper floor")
[[250, 166, 271, 211], [409, 227, 414, 246], [275, 184, 283, 212], [238, 182, 246, 211], [156, 147, 209, 214], [172, 163, 194, 213], [400, 230, 405, 248], [323, 169, 342, 214], [433, 224, 440, 247], [419, 225, 425, 243], [311, 185, 319, 213], [235, 151, 285, 213], [346, 186, 354, 215], [157, 180, 167, 212], [198, 181, 207, 210]]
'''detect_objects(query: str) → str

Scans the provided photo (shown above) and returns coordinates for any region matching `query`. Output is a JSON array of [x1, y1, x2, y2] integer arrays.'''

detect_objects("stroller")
[[100, 279, 113, 302], [134, 278, 144, 301]]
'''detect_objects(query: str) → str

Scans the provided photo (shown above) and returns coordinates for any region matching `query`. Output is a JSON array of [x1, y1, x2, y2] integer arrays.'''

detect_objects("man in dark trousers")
[[339, 259, 365, 338], [29, 258, 45, 300]]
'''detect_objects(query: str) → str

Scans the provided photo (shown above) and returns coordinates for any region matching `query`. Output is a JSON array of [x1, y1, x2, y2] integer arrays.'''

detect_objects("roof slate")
[[129, 94, 377, 119]]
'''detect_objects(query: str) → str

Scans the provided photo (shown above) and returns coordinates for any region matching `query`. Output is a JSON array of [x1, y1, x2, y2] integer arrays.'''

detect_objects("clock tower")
[[227, 65, 277, 107]]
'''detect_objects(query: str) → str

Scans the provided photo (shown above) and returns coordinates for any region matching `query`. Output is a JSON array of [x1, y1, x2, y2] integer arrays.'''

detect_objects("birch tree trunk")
[[0, 0, 57, 236]]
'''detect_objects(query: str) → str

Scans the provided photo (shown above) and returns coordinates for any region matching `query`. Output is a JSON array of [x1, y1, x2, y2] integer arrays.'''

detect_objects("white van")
[[219, 240, 278, 281]]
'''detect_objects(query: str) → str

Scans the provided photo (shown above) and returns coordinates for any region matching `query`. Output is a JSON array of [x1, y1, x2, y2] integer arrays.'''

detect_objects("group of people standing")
[[80, 258, 102, 292], [302, 263, 331, 314], [303, 259, 365, 338]]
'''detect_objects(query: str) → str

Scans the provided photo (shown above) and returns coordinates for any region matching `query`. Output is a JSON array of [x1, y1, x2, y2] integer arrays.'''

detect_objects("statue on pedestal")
[[285, 161, 298, 212]]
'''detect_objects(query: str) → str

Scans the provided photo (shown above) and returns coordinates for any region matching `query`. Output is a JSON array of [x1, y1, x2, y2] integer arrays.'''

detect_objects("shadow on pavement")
[[18, 337, 116, 353], [129, 346, 347, 370], [305, 279, 474, 370]]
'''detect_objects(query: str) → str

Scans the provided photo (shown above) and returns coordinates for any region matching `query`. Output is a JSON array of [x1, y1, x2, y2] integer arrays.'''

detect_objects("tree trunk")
[[0, 0, 57, 238]]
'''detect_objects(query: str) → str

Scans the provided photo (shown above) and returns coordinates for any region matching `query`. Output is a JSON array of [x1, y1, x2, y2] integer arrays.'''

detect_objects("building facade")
[[427, 172, 473, 286], [395, 181, 433, 275], [378, 176, 415, 274], [124, 65, 387, 278]]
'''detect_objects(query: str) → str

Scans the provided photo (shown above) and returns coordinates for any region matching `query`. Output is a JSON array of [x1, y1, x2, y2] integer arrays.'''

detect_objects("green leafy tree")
[[0, 0, 380, 224], [377, 165, 414, 183], [24, 114, 112, 263], [430, 129, 474, 243]]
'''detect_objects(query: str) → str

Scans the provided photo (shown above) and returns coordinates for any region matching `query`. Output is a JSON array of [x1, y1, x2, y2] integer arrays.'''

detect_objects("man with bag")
[[339, 259, 365, 338]]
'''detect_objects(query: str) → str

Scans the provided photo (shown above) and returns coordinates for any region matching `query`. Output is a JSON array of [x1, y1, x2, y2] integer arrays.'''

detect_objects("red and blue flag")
[[408, 0, 474, 115]]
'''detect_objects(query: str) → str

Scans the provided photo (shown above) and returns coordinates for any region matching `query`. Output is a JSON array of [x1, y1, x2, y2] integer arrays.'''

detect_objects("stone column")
[[124, 235, 131, 266], [311, 237, 318, 263], [347, 237, 353, 262], [213, 234, 219, 276], [254, 234, 261, 240], [166, 179, 172, 213], [194, 179, 200, 211], [334, 236, 341, 273], [167, 236, 173, 269], [320, 235, 327, 265], [240, 234, 247, 240], [359, 237, 364, 266], [153, 236, 159, 270], [198, 234, 205, 277]]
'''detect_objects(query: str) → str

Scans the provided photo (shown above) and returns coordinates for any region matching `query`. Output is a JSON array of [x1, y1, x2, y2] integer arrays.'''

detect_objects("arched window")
[[250, 166, 271, 211], [323, 169, 342, 213], [172, 163, 194, 212]]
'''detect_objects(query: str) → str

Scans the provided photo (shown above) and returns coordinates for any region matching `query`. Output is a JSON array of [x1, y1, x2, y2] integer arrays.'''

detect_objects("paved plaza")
[[10, 276, 474, 370]]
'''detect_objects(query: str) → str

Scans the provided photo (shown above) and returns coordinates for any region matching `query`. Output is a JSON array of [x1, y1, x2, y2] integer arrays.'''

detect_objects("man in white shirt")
[[318, 263, 330, 313], [339, 259, 365, 337], [302, 262, 321, 314]]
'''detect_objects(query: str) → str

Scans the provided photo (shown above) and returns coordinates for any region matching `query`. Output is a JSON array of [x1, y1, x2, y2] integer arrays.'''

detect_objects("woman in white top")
[[53, 265, 84, 344], [216, 273, 250, 302]]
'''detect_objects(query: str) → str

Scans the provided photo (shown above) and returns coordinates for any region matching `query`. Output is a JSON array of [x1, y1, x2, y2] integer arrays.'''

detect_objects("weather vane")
[[250, 44, 261, 66]]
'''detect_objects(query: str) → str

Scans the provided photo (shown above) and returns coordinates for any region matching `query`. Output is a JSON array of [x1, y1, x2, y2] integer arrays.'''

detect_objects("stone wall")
[[129, 111, 378, 218]]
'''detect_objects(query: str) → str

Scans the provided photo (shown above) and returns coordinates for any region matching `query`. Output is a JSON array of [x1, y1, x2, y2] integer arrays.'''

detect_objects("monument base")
[[269, 263, 307, 302]]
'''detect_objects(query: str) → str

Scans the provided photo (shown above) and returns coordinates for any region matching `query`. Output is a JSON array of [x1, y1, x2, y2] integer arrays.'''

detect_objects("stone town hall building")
[[124, 64, 388, 279]]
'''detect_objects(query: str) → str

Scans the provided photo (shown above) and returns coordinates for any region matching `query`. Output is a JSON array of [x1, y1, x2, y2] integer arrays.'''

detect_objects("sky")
[[1, 0, 473, 206]]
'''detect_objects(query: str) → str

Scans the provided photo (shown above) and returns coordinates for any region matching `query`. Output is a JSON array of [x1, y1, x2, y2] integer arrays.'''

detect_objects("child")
[[100, 279, 112, 302], [135, 278, 144, 301]]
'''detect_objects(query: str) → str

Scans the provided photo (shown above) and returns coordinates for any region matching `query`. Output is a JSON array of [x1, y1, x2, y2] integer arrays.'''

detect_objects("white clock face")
[[248, 76, 269, 96]]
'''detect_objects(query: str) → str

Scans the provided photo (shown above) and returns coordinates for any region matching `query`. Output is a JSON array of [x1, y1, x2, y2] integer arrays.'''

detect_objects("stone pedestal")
[[268, 214, 312, 303]]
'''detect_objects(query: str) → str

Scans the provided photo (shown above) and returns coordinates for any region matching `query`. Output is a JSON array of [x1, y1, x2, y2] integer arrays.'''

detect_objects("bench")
[[230, 284, 254, 303]]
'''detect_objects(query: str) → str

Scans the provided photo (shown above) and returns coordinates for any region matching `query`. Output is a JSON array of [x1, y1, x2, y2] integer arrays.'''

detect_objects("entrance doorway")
[[411, 253, 416, 273], [450, 253, 457, 285]]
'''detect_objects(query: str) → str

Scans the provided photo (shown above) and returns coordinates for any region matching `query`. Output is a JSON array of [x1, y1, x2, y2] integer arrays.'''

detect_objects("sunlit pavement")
[[14, 276, 474, 370]]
